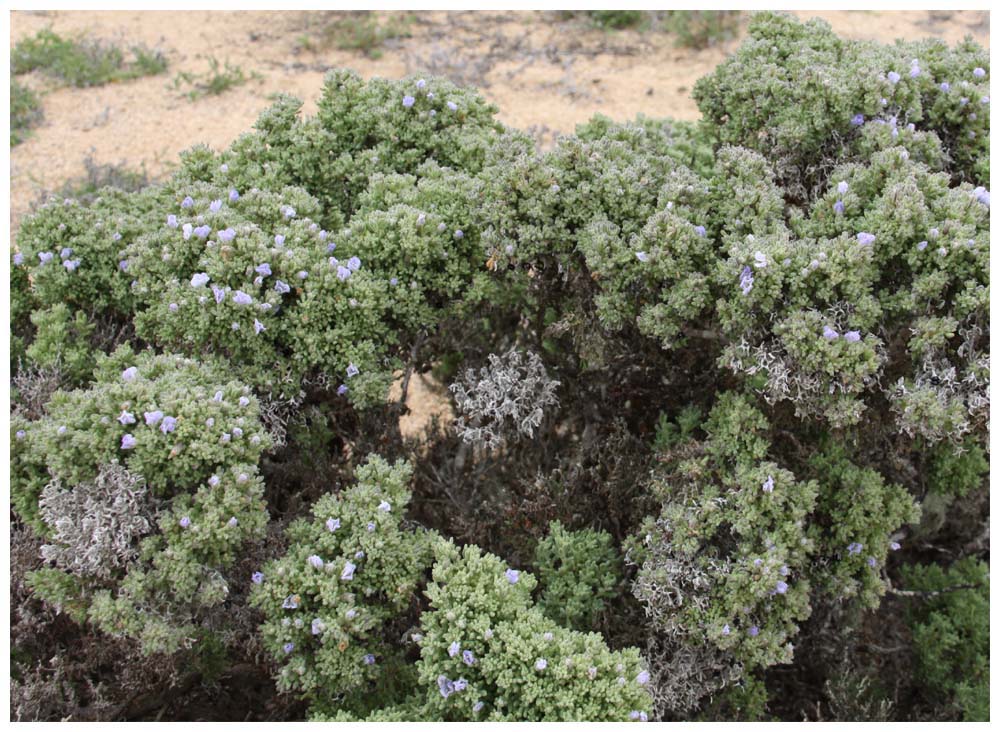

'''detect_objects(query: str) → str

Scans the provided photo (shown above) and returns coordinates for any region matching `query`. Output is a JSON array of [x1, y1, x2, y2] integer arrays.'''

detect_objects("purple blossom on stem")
[[121, 434, 137, 450], [118, 410, 136, 425], [326, 517, 340, 532], [847, 542, 864, 555], [122, 367, 138, 382], [823, 326, 839, 340], [181, 196, 194, 209], [856, 232, 876, 246], [402, 95, 416, 108], [347, 256, 361, 271], [218, 228, 236, 243], [346, 363, 359, 378], [336, 265, 352, 281], [255, 263, 271, 277], [762, 475, 775, 493], [748, 626, 760, 637], [252, 571, 264, 584], [232, 291, 253, 306], [179, 516, 191, 528], [834, 200, 845, 215], [341, 561, 356, 581], [193, 225, 211, 239], [191, 272, 210, 287], [337, 384, 349, 396], [505, 568, 520, 584], [160, 416, 177, 434], [739, 266, 754, 295], [254, 319, 266, 334], [449, 641, 461, 658], [463, 650, 476, 666], [850, 113, 865, 127], [144, 410, 164, 426], [844, 330, 861, 343], [635, 251, 649, 262], [887, 71, 901, 84], [229, 189, 240, 202]]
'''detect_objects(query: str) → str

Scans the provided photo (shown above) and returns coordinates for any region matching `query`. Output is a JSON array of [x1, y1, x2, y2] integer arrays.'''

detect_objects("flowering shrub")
[[13, 347, 270, 653], [370, 541, 652, 722], [626, 393, 919, 707], [249, 455, 435, 715], [8, 11, 989, 723]]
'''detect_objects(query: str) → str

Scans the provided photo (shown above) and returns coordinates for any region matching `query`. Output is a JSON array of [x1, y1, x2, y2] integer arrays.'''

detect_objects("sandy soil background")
[[10, 9, 990, 228]]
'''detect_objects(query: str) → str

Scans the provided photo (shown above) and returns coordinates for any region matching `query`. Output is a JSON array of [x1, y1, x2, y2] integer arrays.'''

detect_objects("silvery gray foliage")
[[644, 635, 743, 718], [39, 464, 154, 579], [450, 348, 560, 449], [11, 363, 65, 421]]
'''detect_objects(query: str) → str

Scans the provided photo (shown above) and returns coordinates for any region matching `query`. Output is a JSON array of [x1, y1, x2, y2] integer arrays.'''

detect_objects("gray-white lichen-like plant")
[[450, 348, 560, 449], [38, 464, 154, 579]]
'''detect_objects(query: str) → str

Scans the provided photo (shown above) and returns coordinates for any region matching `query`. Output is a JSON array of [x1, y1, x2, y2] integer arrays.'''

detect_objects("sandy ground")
[[8, 9, 990, 429]]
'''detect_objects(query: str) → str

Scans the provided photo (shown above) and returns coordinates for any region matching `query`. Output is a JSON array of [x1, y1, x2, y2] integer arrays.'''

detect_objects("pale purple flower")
[[221, 432, 231, 443], [181, 195, 194, 208], [909, 65, 920, 79], [438, 676, 454, 699], [208, 475, 220, 486], [280, 205, 296, 219], [210, 199, 223, 212], [252, 571, 264, 584], [473, 702, 484, 713], [346, 363, 359, 378], [973, 67, 986, 78], [535, 658, 548, 671], [366, 521, 376, 532], [834, 200, 845, 215], [748, 626, 759, 637], [254, 319, 266, 334], [15, 429, 25, 440], [168, 302, 178, 312], [449, 641, 461, 658], [354, 550, 365, 559], [283, 643, 295, 654], [453, 230, 464, 240], [346, 609, 357, 619], [753, 251, 767, 268], [213, 286, 226, 304], [463, 650, 476, 666], [273, 280, 291, 295], [327, 242, 337, 253], [310, 618, 324, 635], [347, 256, 361, 271], [144, 410, 164, 426], [837, 181, 849, 195], [160, 416, 177, 434], [866, 556, 877, 568], [238, 396, 250, 407], [282, 594, 299, 609], [227, 516, 238, 527], [721, 624, 730, 635], [218, 228, 236, 243], [38, 251, 53, 265], [378, 500, 391, 513], [341, 561, 356, 581], [890, 541, 901, 551], [229, 189, 240, 202], [847, 542, 863, 555], [122, 366, 139, 382], [739, 265, 754, 295], [635, 251, 649, 262], [336, 265, 351, 281], [119, 259, 129, 271], [447, 101, 458, 111], [850, 113, 865, 127], [118, 410, 136, 426], [179, 516, 191, 528], [191, 272, 210, 287], [308, 555, 324, 569], [416, 78, 427, 89], [233, 428, 243, 438], [193, 225, 211, 239], [505, 568, 519, 584], [337, 384, 349, 396], [453, 679, 468, 692], [13, 252, 23, 266], [402, 95, 416, 108], [636, 670, 650, 685], [389, 277, 399, 286], [255, 263, 271, 277], [887, 71, 901, 84], [56, 425, 68, 436], [982, 96, 990, 105], [917, 240, 928, 251], [326, 518, 340, 532], [940, 82, 951, 92], [297, 270, 308, 280], [60, 247, 73, 259], [823, 326, 839, 340], [762, 475, 774, 493], [856, 232, 876, 246], [363, 654, 376, 665], [775, 580, 788, 594], [232, 291, 253, 305], [844, 330, 861, 343], [693, 225, 707, 237]]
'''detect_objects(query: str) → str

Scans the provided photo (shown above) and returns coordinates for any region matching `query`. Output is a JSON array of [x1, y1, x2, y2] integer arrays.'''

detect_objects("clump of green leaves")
[[586, 11, 646, 31], [902, 558, 989, 721], [11, 78, 43, 146], [662, 11, 742, 49], [299, 11, 413, 59], [171, 57, 261, 100], [12, 28, 166, 87], [533, 521, 620, 630]]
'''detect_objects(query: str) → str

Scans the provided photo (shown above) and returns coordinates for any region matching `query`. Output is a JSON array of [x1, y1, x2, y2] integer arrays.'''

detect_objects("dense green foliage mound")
[[9, 13, 988, 722]]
